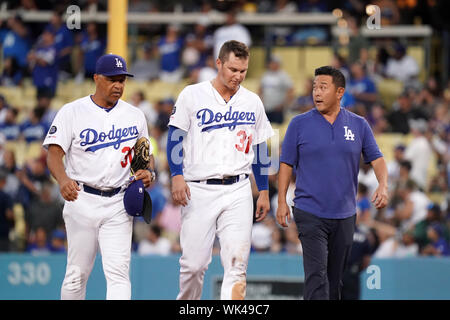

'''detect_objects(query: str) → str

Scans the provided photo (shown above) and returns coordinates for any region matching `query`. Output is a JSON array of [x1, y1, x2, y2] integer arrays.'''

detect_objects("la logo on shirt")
[[344, 126, 355, 141]]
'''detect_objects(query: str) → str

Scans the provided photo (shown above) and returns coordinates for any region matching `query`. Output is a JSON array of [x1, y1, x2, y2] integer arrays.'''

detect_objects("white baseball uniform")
[[169, 81, 274, 300], [43, 95, 151, 300]]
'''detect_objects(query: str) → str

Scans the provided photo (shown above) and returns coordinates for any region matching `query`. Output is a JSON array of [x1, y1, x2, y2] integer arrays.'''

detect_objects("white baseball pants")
[[61, 189, 133, 300], [177, 178, 253, 300]]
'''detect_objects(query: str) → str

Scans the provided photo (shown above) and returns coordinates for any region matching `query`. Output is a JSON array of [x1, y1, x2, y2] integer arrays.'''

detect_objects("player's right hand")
[[171, 175, 191, 207], [59, 178, 81, 202], [276, 201, 291, 228]]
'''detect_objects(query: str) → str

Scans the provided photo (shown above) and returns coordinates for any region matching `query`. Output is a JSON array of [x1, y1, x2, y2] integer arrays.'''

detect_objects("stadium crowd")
[[0, 0, 448, 266]]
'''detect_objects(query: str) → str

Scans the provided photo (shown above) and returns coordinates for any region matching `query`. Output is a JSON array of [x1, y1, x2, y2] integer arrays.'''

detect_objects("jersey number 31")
[[235, 130, 252, 154]]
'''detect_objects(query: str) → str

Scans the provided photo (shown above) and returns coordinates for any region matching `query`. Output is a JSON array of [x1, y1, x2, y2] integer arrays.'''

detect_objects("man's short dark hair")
[[218, 40, 249, 62], [314, 66, 346, 89], [400, 160, 412, 172]]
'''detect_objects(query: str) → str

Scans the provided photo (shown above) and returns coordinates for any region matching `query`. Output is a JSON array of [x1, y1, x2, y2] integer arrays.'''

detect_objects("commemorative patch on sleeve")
[[49, 126, 57, 134]]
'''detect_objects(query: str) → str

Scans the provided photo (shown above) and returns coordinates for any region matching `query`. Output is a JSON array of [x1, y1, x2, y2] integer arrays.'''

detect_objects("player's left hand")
[[255, 190, 270, 222], [371, 184, 388, 209], [134, 169, 153, 188]]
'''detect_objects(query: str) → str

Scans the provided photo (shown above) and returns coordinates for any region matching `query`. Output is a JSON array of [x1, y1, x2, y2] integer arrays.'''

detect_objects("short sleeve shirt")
[[280, 107, 382, 219]]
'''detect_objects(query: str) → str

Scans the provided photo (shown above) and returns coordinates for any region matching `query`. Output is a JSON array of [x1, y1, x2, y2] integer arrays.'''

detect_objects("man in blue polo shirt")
[[276, 66, 388, 300]]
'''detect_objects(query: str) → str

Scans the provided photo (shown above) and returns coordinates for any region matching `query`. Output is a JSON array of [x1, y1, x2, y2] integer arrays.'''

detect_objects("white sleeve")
[[254, 97, 274, 145], [168, 87, 191, 132], [42, 104, 73, 153]]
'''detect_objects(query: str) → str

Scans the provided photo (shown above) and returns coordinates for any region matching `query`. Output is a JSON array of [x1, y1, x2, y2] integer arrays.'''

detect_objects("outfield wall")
[[0, 253, 449, 300]]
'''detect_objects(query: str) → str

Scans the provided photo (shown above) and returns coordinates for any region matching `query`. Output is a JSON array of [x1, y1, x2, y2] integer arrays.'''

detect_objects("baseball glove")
[[130, 137, 150, 175]]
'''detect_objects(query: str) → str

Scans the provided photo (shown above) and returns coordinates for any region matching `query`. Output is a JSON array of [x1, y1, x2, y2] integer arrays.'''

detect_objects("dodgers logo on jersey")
[[80, 125, 138, 152], [344, 126, 355, 141], [196, 106, 256, 132]]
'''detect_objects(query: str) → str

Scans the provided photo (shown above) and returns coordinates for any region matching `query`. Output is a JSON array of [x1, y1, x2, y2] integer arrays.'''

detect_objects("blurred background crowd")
[[0, 0, 448, 274]]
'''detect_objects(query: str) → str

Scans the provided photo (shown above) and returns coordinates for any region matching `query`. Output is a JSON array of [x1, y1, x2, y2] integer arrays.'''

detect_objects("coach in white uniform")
[[167, 40, 274, 300], [43, 54, 154, 300]]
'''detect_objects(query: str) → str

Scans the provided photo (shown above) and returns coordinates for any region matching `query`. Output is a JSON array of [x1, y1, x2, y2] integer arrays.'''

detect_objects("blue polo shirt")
[[280, 107, 382, 219]]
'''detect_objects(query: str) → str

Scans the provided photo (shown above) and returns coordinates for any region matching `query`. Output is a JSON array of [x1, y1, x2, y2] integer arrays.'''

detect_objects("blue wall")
[[0, 253, 449, 300]]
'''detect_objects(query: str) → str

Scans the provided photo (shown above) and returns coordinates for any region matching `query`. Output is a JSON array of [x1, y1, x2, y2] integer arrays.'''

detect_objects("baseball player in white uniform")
[[167, 40, 274, 300], [43, 54, 154, 300]]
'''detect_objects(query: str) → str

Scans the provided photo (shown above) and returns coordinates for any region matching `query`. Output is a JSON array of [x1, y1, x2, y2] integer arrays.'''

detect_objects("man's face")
[[94, 74, 126, 105], [313, 75, 343, 112], [217, 52, 248, 92]]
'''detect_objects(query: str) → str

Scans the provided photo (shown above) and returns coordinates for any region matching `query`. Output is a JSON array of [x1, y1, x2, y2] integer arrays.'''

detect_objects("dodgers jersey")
[[43, 96, 151, 189], [169, 81, 274, 181]]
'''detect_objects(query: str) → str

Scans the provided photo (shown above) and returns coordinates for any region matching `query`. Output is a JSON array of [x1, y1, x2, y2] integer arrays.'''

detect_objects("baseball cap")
[[95, 54, 134, 77], [123, 180, 152, 224]]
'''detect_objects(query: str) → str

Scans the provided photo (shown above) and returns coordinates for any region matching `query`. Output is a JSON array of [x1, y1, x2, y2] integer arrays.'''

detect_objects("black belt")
[[82, 184, 122, 197], [191, 174, 248, 185]]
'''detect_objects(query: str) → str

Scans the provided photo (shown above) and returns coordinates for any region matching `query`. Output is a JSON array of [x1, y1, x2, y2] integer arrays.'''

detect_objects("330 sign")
[[7, 262, 51, 286]]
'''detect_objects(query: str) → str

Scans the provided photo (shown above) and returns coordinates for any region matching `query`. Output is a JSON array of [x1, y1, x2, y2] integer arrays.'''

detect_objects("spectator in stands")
[[398, 231, 420, 257], [389, 160, 412, 202], [213, 8, 252, 59], [428, 163, 448, 193], [137, 224, 172, 256], [79, 22, 106, 79], [27, 29, 58, 99], [421, 223, 450, 256], [49, 229, 67, 253], [36, 96, 57, 128], [1, 50, 24, 86], [387, 144, 406, 192], [251, 220, 273, 252], [258, 55, 294, 124], [16, 156, 50, 209], [414, 203, 449, 251], [45, 9, 75, 79], [293, 0, 328, 44], [129, 42, 160, 82], [19, 107, 49, 144], [0, 16, 31, 85], [293, 78, 314, 113], [24, 180, 63, 237], [404, 119, 433, 191], [156, 195, 182, 242], [393, 179, 430, 232], [0, 96, 9, 124], [346, 16, 369, 65], [356, 183, 372, 225], [331, 53, 350, 83], [0, 168, 14, 252], [183, 16, 214, 71], [196, 54, 217, 83], [1, 149, 20, 202], [358, 161, 378, 201], [129, 90, 157, 128], [387, 91, 427, 134], [0, 108, 20, 141], [271, 0, 298, 45], [155, 98, 175, 134], [413, 77, 443, 119], [26, 226, 51, 256], [158, 24, 184, 83], [385, 43, 419, 85], [367, 102, 388, 134], [348, 61, 378, 111]]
